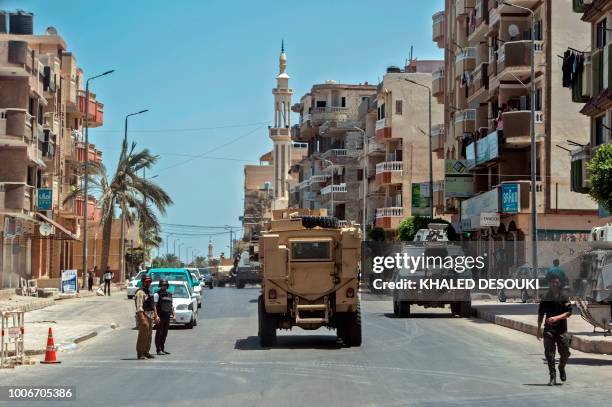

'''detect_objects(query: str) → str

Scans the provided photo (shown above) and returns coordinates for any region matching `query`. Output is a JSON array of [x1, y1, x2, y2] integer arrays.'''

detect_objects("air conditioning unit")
[[583, 0, 594, 5]]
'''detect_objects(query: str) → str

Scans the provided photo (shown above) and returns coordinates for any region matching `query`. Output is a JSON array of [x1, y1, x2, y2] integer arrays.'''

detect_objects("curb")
[[0, 298, 55, 314], [474, 307, 612, 355], [23, 323, 118, 356]]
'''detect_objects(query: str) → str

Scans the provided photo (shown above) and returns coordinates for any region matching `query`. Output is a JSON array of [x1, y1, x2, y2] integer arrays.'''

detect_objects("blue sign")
[[61, 270, 78, 294], [501, 183, 520, 213], [37, 188, 53, 211]]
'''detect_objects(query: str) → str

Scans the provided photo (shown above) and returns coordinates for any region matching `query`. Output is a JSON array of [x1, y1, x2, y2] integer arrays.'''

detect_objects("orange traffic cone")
[[40, 327, 61, 364]]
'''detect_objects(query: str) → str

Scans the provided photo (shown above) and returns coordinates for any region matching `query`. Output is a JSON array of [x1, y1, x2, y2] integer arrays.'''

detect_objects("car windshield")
[[151, 284, 190, 299], [198, 269, 211, 277], [151, 273, 187, 282]]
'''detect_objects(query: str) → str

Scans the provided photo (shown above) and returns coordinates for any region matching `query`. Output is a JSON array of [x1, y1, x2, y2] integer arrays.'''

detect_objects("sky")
[[2, 0, 444, 258]]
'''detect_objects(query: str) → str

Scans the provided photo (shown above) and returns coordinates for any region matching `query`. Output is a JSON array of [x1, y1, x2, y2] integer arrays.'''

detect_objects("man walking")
[[537, 275, 572, 386], [154, 279, 175, 355], [134, 275, 158, 360], [546, 259, 567, 287], [88, 266, 96, 291], [103, 268, 113, 296]]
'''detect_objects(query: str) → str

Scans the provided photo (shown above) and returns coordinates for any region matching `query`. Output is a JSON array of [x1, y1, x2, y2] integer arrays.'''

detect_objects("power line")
[[161, 223, 241, 229], [94, 121, 271, 133]]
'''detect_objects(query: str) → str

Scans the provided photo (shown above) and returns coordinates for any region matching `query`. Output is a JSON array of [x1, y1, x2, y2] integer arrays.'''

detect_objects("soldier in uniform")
[[537, 275, 572, 386], [134, 275, 159, 360], [154, 279, 175, 355]]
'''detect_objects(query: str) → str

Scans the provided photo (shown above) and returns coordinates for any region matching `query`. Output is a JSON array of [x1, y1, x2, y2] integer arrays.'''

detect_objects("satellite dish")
[[45, 26, 58, 35], [39, 223, 55, 237], [508, 24, 520, 38]]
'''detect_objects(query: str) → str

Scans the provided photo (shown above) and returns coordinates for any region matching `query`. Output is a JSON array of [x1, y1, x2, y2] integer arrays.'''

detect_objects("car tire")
[[393, 300, 399, 316], [338, 306, 362, 347], [236, 281, 245, 289], [208, 283, 214, 290], [520, 289, 529, 303], [301, 216, 340, 229], [198, 301, 202, 309], [127, 295, 133, 300], [258, 295, 276, 347], [193, 313, 198, 327], [459, 301, 472, 318], [450, 302, 461, 316], [397, 301, 411, 318], [498, 290, 507, 303], [186, 316, 194, 329]]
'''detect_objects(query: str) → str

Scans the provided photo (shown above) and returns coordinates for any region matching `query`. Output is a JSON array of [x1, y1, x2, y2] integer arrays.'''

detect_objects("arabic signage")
[[445, 160, 474, 198], [61, 270, 78, 294], [460, 189, 499, 230], [500, 183, 520, 213], [37, 188, 53, 211], [411, 183, 431, 216]]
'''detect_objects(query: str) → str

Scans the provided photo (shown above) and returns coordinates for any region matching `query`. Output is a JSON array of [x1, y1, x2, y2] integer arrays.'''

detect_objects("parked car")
[[498, 265, 550, 303], [126, 271, 147, 299], [186, 268, 203, 308], [198, 268, 215, 289], [149, 280, 198, 328], [147, 268, 201, 308]]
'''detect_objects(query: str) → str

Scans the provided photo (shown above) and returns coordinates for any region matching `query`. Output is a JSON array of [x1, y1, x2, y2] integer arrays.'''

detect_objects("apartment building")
[[357, 61, 445, 232], [291, 81, 376, 222], [568, 0, 612, 222], [0, 11, 106, 288], [433, 0, 599, 269]]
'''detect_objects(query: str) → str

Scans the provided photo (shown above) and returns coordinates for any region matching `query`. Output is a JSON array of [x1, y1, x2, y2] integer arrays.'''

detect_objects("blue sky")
[[4, 0, 444, 257]]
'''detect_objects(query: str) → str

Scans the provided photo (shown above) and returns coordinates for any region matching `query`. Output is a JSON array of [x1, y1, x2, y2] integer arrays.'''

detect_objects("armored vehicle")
[[258, 209, 362, 347], [235, 251, 261, 289]]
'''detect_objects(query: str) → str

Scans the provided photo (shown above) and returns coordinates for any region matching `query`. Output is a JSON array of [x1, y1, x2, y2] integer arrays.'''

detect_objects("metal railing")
[[376, 161, 403, 174], [376, 207, 404, 218], [321, 183, 347, 195], [455, 109, 476, 123]]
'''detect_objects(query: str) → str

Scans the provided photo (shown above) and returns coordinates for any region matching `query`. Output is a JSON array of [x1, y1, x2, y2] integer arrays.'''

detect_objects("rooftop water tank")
[[9, 10, 34, 35], [0, 11, 7, 34]]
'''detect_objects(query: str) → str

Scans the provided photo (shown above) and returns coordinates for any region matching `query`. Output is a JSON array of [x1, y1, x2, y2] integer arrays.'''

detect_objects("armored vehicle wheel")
[[397, 301, 411, 318], [258, 295, 276, 346], [339, 306, 362, 347], [301, 216, 340, 229], [520, 289, 528, 303], [498, 290, 506, 302], [236, 281, 245, 289], [459, 301, 472, 318], [393, 300, 399, 316]]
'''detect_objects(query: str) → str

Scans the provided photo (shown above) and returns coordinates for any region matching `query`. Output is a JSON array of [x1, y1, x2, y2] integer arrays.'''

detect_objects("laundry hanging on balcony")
[[561, 48, 584, 88]]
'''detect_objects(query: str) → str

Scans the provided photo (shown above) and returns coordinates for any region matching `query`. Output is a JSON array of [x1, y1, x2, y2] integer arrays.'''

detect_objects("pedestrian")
[[154, 279, 175, 355], [537, 275, 572, 386], [88, 266, 96, 291], [546, 259, 567, 287], [103, 268, 113, 296], [134, 275, 158, 360]]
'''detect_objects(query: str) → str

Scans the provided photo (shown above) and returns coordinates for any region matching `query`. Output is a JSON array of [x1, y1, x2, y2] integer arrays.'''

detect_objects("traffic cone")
[[40, 327, 61, 364]]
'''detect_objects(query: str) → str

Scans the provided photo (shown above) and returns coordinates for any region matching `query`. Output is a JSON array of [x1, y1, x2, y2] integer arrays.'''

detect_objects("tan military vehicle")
[[258, 209, 362, 347]]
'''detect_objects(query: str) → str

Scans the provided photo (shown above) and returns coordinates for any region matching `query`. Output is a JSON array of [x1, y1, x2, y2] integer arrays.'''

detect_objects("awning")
[[35, 212, 79, 240]]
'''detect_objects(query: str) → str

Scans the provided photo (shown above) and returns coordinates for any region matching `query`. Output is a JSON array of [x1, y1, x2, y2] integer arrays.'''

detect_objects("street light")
[[502, 0, 539, 289], [82, 69, 113, 287], [321, 158, 335, 217], [349, 126, 367, 241], [142, 172, 158, 266], [404, 78, 434, 219], [119, 109, 149, 283]]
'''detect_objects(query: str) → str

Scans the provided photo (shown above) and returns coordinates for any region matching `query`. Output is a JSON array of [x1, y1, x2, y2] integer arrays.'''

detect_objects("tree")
[[588, 144, 612, 212], [367, 227, 386, 242], [65, 137, 172, 276], [397, 216, 457, 242]]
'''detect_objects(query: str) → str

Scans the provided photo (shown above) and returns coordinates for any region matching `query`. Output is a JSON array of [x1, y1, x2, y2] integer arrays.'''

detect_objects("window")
[[395, 100, 403, 115], [378, 103, 385, 120], [341, 97, 346, 107], [596, 18, 607, 49], [291, 241, 331, 261], [535, 88, 542, 111], [594, 115, 606, 146], [316, 100, 326, 108]]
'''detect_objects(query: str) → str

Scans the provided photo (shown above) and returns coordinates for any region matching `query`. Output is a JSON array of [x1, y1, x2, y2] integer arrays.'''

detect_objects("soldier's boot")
[[548, 363, 557, 386], [558, 364, 566, 382]]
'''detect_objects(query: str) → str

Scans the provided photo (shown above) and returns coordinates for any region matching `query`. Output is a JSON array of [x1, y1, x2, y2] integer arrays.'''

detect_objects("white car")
[[186, 268, 203, 308], [150, 280, 198, 329], [126, 271, 147, 299]]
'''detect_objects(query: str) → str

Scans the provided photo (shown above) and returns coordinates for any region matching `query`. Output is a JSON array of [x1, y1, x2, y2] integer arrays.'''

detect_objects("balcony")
[[366, 137, 385, 155], [0, 183, 35, 214], [570, 145, 591, 193], [432, 11, 445, 48], [77, 90, 104, 128], [467, 63, 489, 105], [310, 106, 349, 125], [75, 141, 103, 164], [496, 41, 544, 82], [454, 109, 476, 139], [432, 67, 445, 104], [375, 118, 393, 142], [431, 124, 445, 153], [489, 3, 500, 29], [320, 183, 348, 202], [468, 1, 489, 42], [0, 40, 34, 78], [455, 48, 476, 78], [74, 196, 101, 221], [375, 161, 403, 186], [496, 0, 540, 14], [456, 0, 476, 18], [0, 108, 34, 142], [501, 110, 544, 148], [375, 207, 404, 230]]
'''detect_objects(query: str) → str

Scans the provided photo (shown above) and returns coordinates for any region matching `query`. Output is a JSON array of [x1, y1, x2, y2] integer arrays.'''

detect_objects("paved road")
[[2, 287, 611, 406]]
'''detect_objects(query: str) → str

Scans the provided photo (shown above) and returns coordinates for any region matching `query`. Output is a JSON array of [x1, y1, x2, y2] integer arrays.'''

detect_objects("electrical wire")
[[93, 121, 271, 133]]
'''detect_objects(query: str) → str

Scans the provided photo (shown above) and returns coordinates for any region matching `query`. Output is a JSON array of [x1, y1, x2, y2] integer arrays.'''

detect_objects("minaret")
[[207, 240, 213, 262], [269, 40, 293, 209]]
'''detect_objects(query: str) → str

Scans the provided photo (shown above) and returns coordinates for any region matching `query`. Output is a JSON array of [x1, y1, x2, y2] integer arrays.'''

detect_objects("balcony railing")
[[321, 183, 347, 195], [432, 124, 445, 152], [497, 41, 544, 76], [455, 109, 476, 123], [432, 11, 445, 47], [0, 183, 35, 213], [432, 68, 445, 99], [376, 207, 404, 218], [75, 141, 103, 164], [376, 161, 403, 174], [502, 110, 544, 145], [77, 90, 104, 127]]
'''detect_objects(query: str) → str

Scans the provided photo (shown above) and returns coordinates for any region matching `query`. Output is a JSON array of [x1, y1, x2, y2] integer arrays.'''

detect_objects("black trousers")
[[104, 280, 111, 295], [155, 316, 171, 352], [544, 330, 571, 376]]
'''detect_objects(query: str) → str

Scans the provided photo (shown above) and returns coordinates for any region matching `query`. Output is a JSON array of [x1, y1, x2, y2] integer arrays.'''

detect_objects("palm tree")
[[66, 137, 172, 277]]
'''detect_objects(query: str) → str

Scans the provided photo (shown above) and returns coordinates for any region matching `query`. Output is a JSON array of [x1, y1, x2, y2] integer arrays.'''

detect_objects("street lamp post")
[[119, 109, 148, 283], [502, 0, 538, 290], [81, 69, 113, 288], [321, 158, 335, 217], [350, 126, 367, 241], [404, 78, 433, 219]]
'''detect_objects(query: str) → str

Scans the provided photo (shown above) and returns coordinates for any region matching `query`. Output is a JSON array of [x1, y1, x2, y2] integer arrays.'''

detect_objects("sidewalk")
[[1, 286, 132, 357], [472, 300, 612, 355]]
